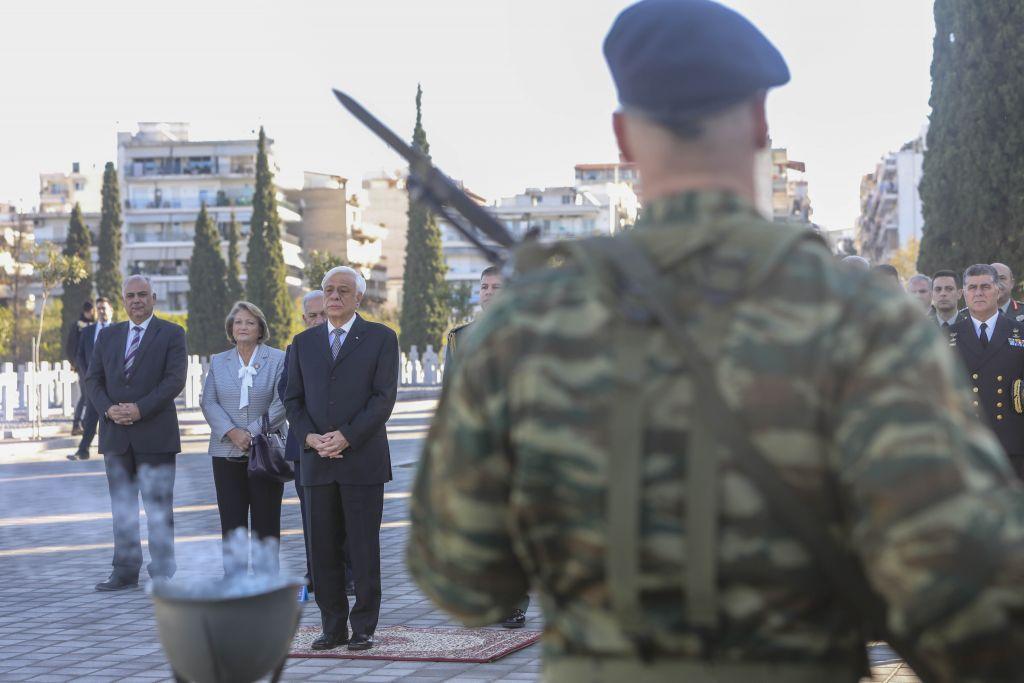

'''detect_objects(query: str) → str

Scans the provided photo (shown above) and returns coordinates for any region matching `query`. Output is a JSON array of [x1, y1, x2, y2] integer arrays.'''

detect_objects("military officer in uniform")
[[444, 266, 502, 372], [443, 265, 529, 630], [950, 263, 1024, 479], [409, 1, 1024, 681], [992, 262, 1024, 322], [931, 269, 965, 330]]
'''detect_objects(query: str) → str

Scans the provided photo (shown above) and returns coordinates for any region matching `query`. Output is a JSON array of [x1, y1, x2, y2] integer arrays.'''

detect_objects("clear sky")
[[0, 0, 934, 231]]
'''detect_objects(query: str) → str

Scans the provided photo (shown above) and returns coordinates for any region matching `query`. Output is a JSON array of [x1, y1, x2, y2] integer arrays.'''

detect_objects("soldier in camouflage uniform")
[[408, 1, 1024, 680]]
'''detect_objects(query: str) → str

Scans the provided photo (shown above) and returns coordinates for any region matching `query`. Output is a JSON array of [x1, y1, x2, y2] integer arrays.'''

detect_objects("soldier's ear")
[[613, 112, 635, 163], [751, 92, 769, 150]]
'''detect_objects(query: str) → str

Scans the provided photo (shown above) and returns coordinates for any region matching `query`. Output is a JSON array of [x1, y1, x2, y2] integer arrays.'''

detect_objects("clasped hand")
[[226, 428, 252, 452], [306, 431, 349, 458], [106, 403, 141, 425]]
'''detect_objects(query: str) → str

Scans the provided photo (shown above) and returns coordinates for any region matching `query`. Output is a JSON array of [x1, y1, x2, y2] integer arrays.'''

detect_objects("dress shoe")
[[501, 608, 526, 629], [67, 452, 90, 461], [311, 632, 348, 651], [347, 634, 374, 651], [95, 573, 138, 592]]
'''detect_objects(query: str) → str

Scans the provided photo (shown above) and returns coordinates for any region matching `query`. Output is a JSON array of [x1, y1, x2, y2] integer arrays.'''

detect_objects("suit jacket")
[[76, 322, 112, 376], [201, 344, 287, 458], [950, 313, 1024, 455], [284, 314, 399, 486], [277, 345, 301, 462], [84, 316, 188, 456]]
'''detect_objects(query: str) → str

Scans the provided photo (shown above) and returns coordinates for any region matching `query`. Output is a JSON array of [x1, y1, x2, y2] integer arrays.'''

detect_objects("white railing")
[[0, 345, 444, 432]]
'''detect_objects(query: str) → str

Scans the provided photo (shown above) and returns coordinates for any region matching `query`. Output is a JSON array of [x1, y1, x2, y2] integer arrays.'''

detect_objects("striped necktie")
[[331, 328, 344, 360], [124, 326, 143, 376]]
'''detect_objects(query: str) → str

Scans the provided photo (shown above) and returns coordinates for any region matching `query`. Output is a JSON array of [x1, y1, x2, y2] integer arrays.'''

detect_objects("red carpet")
[[289, 624, 541, 662]]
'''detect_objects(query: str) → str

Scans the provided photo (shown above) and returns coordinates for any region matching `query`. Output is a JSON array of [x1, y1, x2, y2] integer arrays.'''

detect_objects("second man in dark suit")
[[68, 297, 114, 461], [85, 275, 187, 591], [284, 266, 399, 652], [950, 263, 1024, 478]]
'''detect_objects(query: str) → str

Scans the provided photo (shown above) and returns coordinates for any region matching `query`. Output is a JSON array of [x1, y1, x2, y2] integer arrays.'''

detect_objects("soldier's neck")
[[641, 174, 755, 206]]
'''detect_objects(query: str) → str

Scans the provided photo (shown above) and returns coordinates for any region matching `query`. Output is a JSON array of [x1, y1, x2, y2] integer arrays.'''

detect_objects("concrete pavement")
[[0, 396, 917, 682]]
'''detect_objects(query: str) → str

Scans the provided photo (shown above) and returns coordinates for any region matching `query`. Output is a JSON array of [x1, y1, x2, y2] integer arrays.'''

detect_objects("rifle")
[[332, 89, 514, 265]]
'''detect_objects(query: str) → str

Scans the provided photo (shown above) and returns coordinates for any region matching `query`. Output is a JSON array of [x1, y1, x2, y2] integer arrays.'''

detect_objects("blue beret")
[[604, 0, 790, 127]]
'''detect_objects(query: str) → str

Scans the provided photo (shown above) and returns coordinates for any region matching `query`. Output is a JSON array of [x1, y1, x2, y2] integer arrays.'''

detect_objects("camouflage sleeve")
[[833, 290, 1024, 679], [407, 318, 529, 626]]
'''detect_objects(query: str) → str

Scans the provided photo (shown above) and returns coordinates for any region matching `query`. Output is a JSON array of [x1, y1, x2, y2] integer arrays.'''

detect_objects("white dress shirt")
[[326, 315, 357, 349], [124, 314, 154, 355], [970, 312, 999, 342]]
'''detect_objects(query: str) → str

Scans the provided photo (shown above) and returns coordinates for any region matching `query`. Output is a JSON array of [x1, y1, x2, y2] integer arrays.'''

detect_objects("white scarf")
[[238, 347, 259, 410]]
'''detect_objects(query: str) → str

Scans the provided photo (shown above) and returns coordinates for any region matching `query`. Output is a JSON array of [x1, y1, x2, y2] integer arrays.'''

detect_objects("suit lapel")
[[112, 322, 130, 375], [311, 322, 333, 367], [128, 317, 163, 374], [333, 315, 367, 367], [226, 347, 242, 388], [954, 319, 983, 367]]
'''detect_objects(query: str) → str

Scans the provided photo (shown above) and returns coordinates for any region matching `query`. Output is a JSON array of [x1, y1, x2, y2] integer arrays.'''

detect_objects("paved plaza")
[[0, 397, 918, 682]]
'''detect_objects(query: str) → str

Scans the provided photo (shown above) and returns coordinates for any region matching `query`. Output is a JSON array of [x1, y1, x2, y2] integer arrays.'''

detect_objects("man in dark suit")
[[950, 263, 1024, 479], [68, 297, 114, 461], [85, 275, 187, 590], [284, 266, 399, 652], [66, 299, 95, 435]]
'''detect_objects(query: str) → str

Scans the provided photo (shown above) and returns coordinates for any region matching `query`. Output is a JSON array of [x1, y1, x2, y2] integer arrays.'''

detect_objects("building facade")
[[857, 132, 925, 264], [285, 172, 388, 306], [441, 176, 639, 304], [361, 171, 409, 311], [117, 122, 305, 312]]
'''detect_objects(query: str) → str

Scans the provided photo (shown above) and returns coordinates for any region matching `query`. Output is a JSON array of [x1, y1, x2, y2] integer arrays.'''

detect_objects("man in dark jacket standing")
[[68, 297, 114, 461], [85, 275, 187, 590], [284, 266, 398, 652], [67, 300, 95, 435]]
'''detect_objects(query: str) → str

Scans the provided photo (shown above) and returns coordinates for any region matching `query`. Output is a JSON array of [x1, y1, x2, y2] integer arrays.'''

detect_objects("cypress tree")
[[918, 1, 1024, 275], [399, 85, 448, 352], [225, 212, 244, 305], [245, 127, 292, 346], [61, 203, 94, 342], [95, 162, 123, 316], [187, 204, 229, 356]]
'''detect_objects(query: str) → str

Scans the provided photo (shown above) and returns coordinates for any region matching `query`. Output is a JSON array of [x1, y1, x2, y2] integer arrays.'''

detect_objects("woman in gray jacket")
[[201, 301, 287, 575]]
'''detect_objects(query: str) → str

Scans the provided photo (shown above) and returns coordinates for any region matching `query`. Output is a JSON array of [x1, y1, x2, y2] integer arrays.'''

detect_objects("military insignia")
[[948, 331, 958, 347], [1009, 339, 1024, 348], [1015, 380, 1023, 415], [1016, 314, 1024, 322], [254, 362, 261, 370]]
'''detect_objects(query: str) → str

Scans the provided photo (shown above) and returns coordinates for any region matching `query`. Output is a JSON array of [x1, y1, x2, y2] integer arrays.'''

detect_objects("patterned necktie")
[[980, 322, 989, 349], [124, 326, 143, 375], [331, 328, 344, 360]]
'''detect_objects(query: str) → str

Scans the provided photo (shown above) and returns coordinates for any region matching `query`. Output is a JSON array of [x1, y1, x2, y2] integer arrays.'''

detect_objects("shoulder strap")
[[576, 234, 938, 683]]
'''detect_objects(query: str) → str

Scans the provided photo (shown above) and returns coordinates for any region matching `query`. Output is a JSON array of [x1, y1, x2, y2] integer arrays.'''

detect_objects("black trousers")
[[293, 459, 350, 587], [72, 378, 87, 427], [75, 400, 99, 455], [212, 456, 284, 575], [306, 483, 383, 638], [103, 447, 176, 579]]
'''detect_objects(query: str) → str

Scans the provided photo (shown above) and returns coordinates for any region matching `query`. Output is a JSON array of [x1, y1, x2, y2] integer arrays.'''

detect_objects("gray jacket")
[[201, 344, 287, 458]]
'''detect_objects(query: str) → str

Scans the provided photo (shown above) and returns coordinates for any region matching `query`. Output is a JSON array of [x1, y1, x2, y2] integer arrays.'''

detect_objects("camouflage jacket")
[[408, 190, 1024, 680]]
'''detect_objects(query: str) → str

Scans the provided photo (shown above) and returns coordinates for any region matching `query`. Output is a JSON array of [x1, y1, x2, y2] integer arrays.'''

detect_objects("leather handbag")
[[248, 414, 293, 482]]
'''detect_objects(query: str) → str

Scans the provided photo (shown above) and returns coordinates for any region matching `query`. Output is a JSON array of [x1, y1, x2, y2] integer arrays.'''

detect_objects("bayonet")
[[332, 89, 515, 264]]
